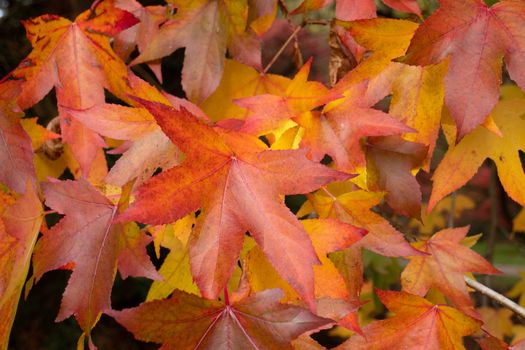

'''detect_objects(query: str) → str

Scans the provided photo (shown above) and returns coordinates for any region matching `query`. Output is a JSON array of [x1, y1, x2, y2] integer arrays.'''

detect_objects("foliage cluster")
[[2, 0, 525, 349]]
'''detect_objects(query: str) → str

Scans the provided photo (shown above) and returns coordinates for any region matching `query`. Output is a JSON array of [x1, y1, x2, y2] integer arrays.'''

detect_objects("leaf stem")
[[263, 25, 302, 74], [224, 287, 230, 306], [465, 276, 525, 319]]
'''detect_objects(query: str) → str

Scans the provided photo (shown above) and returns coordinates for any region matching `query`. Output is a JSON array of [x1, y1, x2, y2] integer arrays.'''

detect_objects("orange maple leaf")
[[119, 98, 350, 310], [32, 179, 160, 342], [403, 0, 525, 139], [401, 226, 500, 312], [108, 288, 331, 350], [337, 289, 481, 350]]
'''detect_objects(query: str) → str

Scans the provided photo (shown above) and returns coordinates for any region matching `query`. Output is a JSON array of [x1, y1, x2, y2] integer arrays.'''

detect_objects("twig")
[[263, 25, 302, 74], [278, 0, 289, 17], [465, 276, 525, 319]]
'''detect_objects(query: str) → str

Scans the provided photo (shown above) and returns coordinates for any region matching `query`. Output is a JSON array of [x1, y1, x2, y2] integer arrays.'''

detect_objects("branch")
[[465, 276, 525, 319], [263, 25, 302, 74]]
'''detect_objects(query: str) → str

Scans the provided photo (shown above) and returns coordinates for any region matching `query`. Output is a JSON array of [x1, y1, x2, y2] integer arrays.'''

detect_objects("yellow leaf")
[[271, 124, 303, 150], [245, 219, 365, 303], [508, 271, 525, 307], [146, 237, 200, 301], [409, 194, 475, 237], [146, 215, 199, 300], [20, 118, 59, 151], [478, 307, 514, 339], [386, 60, 448, 169], [513, 209, 525, 233], [147, 214, 195, 257], [332, 18, 418, 90], [429, 97, 525, 212], [200, 59, 290, 121]]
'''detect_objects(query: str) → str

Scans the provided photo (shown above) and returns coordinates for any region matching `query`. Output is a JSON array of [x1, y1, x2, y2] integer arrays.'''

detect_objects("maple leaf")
[[108, 288, 332, 350], [428, 97, 525, 212], [20, 117, 60, 151], [335, 0, 376, 20], [7, 0, 138, 176], [63, 103, 156, 141], [366, 136, 428, 218], [201, 59, 290, 122], [336, 289, 481, 350], [146, 215, 200, 301], [106, 129, 182, 187], [234, 59, 341, 136], [244, 219, 366, 333], [507, 271, 525, 307], [383, 0, 422, 16], [478, 307, 514, 340], [333, 18, 418, 84], [403, 0, 525, 139], [374, 61, 448, 170], [401, 226, 500, 311], [245, 218, 366, 302], [335, 0, 421, 20], [308, 20, 424, 173], [66, 75, 206, 187], [300, 81, 413, 173], [119, 98, 350, 309], [298, 184, 420, 257], [132, 0, 266, 103], [9, 0, 137, 110], [32, 179, 160, 343], [318, 20, 447, 173], [0, 81, 36, 194], [513, 209, 525, 233], [478, 335, 525, 350], [0, 184, 42, 348], [113, 0, 167, 81]]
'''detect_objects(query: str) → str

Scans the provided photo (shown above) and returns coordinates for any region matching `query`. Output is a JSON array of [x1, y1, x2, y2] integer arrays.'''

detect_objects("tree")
[[1, 0, 525, 349]]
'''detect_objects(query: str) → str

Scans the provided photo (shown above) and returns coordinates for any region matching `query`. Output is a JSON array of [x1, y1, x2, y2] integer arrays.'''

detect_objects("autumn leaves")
[[1, 0, 525, 349]]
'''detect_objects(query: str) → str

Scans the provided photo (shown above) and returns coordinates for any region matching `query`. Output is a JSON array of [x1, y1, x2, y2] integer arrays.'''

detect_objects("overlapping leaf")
[[298, 184, 420, 257], [0, 81, 35, 193], [401, 227, 500, 312], [109, 289, 331, 350], [32, 179, 159, 343], [201, 59, 290, 121], [403, 0, 525, 139], [245, 218, 365, 302], [7, 0, 138, 175], [366, 136, 427, 218], [234, 59, 340, 136], [0, 184, 42, 348], [335, 0, 421, 20], [337, 289, 481, 350], [133, 0, 270, 103], [120, 98, 350, 309], [429, 97, 525, 212]]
